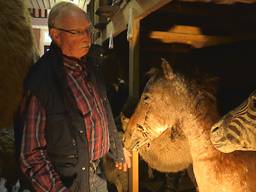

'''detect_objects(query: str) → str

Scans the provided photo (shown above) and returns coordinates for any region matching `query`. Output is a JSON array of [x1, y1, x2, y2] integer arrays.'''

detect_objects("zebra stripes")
[[210, 90, 256, 153]]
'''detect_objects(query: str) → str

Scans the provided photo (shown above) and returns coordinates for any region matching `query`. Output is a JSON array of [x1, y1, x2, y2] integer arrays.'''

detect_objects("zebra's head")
[[123, 59, 186, 151], [210, 90, 256, 153]]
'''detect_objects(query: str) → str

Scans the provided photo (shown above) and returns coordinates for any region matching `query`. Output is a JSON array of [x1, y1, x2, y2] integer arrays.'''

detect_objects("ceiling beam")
[[148, 27, 256, 48], [100, 0, 172, 42]]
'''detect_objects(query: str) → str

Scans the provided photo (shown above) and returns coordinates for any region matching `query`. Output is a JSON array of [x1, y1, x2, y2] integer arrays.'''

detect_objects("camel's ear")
[[161, 58, 175, 80], [120, 112, 129, 131]]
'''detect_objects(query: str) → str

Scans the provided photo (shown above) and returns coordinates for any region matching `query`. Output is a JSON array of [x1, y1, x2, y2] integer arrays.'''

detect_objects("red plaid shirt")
[[20, 56, 110, 192]]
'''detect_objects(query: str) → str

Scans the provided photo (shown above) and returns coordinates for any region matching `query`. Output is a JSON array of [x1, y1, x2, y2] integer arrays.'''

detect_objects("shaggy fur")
[[0, 0, 36, 128], [102, 155, 128, 192], [138, 127, 192, 172], [123, 59, 256, 192], [102, 132, 128, 192], [0, 127, 16, 191]]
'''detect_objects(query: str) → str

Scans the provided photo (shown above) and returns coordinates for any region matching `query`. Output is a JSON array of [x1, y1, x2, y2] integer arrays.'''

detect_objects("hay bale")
[[0, 0, 36, 128]]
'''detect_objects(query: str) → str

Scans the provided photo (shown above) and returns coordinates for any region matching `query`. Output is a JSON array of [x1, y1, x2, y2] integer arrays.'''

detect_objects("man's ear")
[[49, 28, 61, 45]]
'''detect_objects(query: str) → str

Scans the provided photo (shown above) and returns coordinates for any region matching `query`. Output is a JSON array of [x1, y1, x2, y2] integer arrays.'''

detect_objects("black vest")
[[20, 43, 108, 192]]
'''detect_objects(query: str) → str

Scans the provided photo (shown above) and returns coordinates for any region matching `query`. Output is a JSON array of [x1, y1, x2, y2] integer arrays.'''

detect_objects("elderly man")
[[16, 2, 131, 192]]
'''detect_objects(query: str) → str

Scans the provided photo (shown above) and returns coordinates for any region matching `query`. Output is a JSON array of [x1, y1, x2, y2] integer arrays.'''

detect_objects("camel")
[[0, 0, 36, 128], [0, 127, 17, 191], [123, 59, 256, 192], [0, 0, 36, 189]]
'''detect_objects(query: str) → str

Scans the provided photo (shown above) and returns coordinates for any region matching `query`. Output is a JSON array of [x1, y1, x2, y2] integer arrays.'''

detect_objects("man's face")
[[51, 9, 92, 59]]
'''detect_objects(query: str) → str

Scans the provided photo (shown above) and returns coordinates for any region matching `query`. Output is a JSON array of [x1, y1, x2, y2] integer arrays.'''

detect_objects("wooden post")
[[129, 150, 139, 192], [128, 19, 140, 99], [128, 18, 140, 192]]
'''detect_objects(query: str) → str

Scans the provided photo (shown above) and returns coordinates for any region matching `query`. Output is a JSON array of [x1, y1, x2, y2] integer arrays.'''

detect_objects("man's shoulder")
[[25, 51, 56, 89]]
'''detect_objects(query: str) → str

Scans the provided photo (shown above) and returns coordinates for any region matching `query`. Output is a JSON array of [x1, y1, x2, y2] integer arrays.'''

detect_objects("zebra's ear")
[[161, 58, 175, 80]]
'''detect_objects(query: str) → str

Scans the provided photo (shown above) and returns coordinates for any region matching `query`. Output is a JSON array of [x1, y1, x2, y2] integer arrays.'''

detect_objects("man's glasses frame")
[[53, 26, 96, 36]]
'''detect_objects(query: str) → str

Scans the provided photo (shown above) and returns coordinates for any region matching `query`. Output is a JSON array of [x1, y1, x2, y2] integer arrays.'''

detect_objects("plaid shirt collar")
[[63, 55, 88, 76]]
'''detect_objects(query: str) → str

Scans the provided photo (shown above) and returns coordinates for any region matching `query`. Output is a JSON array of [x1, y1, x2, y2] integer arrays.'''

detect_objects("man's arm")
[[104, 97, 131, 172], [19, 95, 68, 192]]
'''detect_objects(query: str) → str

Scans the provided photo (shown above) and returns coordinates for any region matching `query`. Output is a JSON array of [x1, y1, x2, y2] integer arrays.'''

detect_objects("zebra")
[[210, 89, 256, 153]]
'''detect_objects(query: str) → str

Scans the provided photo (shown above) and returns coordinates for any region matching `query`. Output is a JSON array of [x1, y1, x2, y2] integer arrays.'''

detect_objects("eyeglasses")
[[53, 26, 95, 36]]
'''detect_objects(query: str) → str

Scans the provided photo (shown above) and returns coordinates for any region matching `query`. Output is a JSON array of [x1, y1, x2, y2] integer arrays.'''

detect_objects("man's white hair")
[[48, 2, 90, 29]]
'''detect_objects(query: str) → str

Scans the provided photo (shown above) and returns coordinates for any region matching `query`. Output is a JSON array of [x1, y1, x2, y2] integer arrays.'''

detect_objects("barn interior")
[[1, 0, 256, 191], [101, 1, 256, 116], [97, 1, 256, 191]]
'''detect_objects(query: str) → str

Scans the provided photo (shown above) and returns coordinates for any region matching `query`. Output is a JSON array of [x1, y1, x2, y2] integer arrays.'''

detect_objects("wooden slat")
[[28, 0, 35, 9], [128, 19, 140, 99], [40, 0, 46, 9], [44, 0, 51, 9], [129, 150, 139, 192], [33, 0, 40, 8], [128, 18, 140, 192], [100, 0, 172, 42], [149, 30, 256, 48]]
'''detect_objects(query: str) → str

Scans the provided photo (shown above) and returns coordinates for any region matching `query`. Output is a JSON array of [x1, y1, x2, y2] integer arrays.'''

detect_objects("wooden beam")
[[128, 18, 140, 192], [128, 18, 140, 99], [167, 25, 202, 35], [129, 150, 139, 192], [148, 29, 256, 48], [100, 0, 172, 42]]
